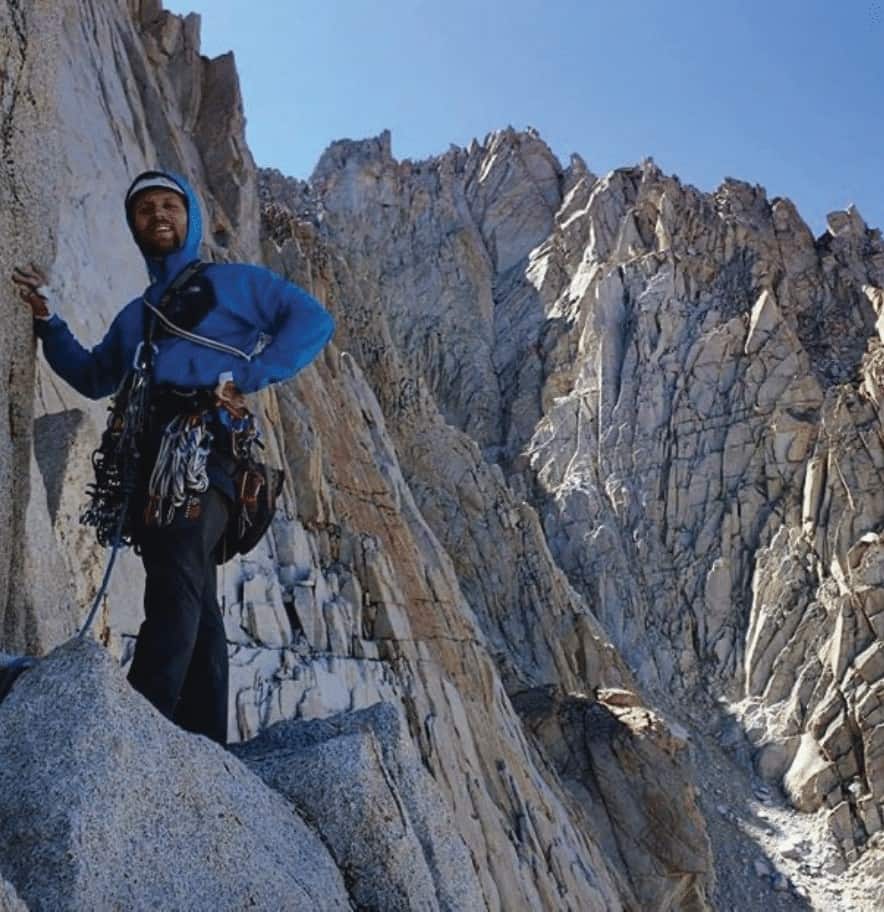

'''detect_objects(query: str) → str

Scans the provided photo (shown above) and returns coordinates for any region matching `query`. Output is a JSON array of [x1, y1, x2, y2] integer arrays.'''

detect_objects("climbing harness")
[[139, 291, 284, 565]]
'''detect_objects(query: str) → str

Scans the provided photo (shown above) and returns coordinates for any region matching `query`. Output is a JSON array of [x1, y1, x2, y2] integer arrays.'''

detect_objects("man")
[[12, 169, 334, 745]]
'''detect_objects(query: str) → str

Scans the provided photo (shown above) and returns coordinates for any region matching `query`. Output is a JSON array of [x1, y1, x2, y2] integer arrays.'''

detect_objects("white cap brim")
[[126, 176, 186, 206]]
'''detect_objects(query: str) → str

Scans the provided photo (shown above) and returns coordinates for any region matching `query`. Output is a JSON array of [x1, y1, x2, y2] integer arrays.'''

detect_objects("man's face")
[[131, 189, 188, 256]]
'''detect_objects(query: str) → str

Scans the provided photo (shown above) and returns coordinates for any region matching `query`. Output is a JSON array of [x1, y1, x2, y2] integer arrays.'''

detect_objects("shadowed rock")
[[514, 686, 713, 911], [233, 701, 486, 912], [32, 410, 88, 523]]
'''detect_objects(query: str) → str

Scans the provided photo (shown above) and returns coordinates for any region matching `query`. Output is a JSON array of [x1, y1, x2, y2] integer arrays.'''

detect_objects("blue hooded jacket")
[[34, 170, 335, 398]]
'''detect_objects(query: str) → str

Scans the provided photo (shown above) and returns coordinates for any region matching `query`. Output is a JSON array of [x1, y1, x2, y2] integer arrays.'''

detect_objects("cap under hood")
[[125, 169, 203, 303]]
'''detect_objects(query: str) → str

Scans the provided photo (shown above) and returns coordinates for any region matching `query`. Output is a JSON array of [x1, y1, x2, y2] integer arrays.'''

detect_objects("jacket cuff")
[[33, 313, 62, 339]]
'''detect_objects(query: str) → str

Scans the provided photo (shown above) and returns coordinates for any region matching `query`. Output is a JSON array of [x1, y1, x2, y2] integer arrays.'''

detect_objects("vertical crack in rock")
[[0, 0, 67, 653]]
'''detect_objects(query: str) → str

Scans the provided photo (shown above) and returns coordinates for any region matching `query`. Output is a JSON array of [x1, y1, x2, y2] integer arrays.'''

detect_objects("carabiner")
[[132, 341, 158, 372]]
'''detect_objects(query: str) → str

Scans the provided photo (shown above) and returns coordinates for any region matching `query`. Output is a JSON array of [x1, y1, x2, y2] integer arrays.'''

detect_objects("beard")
[[137, 232, 184, 257]]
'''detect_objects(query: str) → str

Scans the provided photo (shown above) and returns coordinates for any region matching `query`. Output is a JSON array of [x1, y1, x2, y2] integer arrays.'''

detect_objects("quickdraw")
[[143, 412, 213, 527], [225, 410, 262, 537], [80, 341, 156, 548], [77, 339, 157, 639]]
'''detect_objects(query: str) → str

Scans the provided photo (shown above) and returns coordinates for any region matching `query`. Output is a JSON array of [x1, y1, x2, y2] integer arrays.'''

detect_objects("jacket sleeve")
[[233, 272, 335, 394], [34, 309, 129, 400]]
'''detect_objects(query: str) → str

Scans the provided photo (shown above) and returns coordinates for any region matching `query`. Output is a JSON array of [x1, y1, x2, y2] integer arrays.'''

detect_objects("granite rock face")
[[260, 176, 713, 909], [270, 123, 884, 874], [0, 638, 351, 911], [7, 0, 883, 907], [233, 702, 485, 912], [0, 0, 71, 655], [515, 686, 711, 912], [25, 0, 262, 644], [1, 2, 712, 909]]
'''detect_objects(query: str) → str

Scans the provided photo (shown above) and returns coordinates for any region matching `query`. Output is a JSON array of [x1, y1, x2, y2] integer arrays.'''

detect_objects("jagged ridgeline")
[[0, 0, 882, 910]]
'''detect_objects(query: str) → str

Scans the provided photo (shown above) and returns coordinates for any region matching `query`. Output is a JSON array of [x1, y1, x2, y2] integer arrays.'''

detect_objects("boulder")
[[0, 638, 350, 911], [0, 876, 27, 912]]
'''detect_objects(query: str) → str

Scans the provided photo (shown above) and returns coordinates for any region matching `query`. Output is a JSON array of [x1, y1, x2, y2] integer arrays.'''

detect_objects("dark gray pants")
[[128, 488, 229, 745]]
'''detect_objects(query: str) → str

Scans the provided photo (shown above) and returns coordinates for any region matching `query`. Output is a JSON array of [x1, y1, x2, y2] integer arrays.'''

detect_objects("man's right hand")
[[11, 264, 51, 319]]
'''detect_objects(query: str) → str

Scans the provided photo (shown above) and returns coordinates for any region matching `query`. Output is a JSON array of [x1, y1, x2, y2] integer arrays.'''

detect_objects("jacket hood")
[[125, 169, 203, 300]]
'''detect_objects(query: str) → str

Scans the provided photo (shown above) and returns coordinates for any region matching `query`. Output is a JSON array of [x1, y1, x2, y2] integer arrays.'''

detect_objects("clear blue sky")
[[163, 0, 884, 235]]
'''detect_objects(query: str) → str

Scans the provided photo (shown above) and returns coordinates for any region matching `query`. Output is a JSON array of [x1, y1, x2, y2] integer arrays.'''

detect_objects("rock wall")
[[265, 125, 884, 874], [29, 0, 261, 639], [0, 0, 69, 653], [222, 274, 670, 909], [0, 1, 716, 909], [6, 0, 883, 906]]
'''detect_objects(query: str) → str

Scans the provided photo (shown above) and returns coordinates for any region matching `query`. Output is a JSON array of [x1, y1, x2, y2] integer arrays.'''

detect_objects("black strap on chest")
[[140, 259, 211, 369], [153, 259, 213, 336]]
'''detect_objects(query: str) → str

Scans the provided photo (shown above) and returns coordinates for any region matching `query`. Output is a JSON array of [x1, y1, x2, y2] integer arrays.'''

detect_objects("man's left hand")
[[215, 379, 247, 418]]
